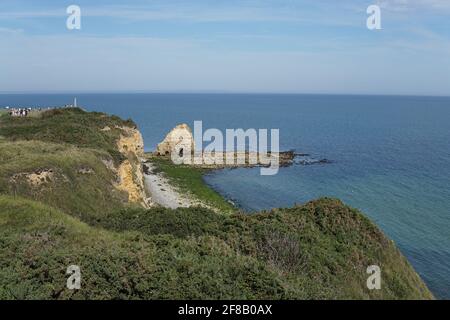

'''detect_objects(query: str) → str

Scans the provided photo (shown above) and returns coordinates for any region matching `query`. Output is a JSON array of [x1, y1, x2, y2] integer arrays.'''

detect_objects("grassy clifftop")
[[0, 108, 134, 163], [0, 108, 147, 220], [0, 108, 433, 299]]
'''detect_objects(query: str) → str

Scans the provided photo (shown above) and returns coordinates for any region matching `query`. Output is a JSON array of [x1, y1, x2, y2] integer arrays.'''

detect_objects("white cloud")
[[377, 0, 450, 12]]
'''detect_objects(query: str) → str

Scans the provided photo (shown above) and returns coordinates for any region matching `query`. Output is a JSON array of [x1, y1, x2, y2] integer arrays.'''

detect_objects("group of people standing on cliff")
[[7, 107, 32, 117]]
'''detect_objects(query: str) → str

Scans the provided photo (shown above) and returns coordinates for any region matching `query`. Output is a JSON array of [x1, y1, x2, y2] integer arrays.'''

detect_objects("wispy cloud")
[[0, 1, 381, 25], [0, 4, 326, 23], [0, 27, 23, 34], [377, 0, 450, 12], [0, 0, 449, 95], [2, 0, 450, 20]]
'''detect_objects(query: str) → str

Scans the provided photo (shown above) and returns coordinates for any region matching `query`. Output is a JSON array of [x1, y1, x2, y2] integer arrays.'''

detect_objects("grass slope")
[[0, 139, 128, 221], [0, 107, 134, 163], [0, 108, 141, 221]]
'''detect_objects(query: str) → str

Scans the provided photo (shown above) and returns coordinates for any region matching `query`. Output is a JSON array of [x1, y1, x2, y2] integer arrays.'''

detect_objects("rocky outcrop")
[[26, 169, 55, 186], [114, 126, 150, 207], [77, 166, 94, 174], [156, 124, 195, 157], [153, 124, 295, 169], [10, 169, 56, 187], [116, 160, 145, 204], [116, 126, 144, 157]]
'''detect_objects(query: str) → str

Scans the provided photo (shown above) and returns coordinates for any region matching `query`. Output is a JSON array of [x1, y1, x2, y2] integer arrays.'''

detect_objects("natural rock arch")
[[156, 124, 195, 158]]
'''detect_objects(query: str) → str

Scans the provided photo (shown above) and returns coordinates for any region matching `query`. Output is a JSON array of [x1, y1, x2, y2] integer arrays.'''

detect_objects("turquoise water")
[[1, 93, 449, 299]]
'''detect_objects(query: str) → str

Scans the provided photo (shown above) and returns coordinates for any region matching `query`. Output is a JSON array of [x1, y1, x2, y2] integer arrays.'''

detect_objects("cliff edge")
[[0, 107, 150, 220]]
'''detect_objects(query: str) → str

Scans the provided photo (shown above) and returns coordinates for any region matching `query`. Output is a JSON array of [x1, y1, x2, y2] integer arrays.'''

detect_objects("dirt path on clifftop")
[[143, 162, 201, 209]]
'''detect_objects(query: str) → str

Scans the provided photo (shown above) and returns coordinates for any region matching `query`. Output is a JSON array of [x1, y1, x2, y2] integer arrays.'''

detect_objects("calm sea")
[[1, 93, 449, 299]]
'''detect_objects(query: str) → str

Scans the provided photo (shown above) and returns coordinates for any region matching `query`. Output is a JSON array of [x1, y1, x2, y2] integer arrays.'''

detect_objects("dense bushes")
[[0, 196, 433, 299], [0, 196, 285, 299]]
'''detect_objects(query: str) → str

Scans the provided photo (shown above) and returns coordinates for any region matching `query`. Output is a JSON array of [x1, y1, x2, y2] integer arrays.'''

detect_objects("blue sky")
[[0, 0, 449, 95]]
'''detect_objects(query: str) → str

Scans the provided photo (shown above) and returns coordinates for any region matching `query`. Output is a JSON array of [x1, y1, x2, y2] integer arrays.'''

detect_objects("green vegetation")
[[0, 139, 128, 222], [0, 108, 434, 300], [149, 156, 235, 213], [0, 195, 433, 299], [0, 108, 140, 222], [0, 107, 134, 163]]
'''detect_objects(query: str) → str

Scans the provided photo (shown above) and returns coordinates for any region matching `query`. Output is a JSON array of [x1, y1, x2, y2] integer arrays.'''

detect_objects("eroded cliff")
[[114, 126, 150, 207]]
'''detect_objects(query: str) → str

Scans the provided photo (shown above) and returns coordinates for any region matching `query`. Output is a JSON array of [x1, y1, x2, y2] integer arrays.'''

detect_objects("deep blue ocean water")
[[1, 93, 449, 299]]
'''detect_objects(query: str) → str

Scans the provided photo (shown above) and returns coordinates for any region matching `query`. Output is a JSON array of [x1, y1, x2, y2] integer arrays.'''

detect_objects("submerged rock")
[[295, 156, 333, 166]]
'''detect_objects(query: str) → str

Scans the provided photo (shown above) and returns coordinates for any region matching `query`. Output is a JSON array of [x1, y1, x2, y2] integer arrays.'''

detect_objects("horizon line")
[[1, 90, 450, 98]]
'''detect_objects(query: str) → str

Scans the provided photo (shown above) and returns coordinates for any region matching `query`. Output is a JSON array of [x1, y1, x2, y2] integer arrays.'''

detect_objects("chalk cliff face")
[[116, 126, 144, 157], [156, 124, 195, 158], [115, 126, 149, 207]]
